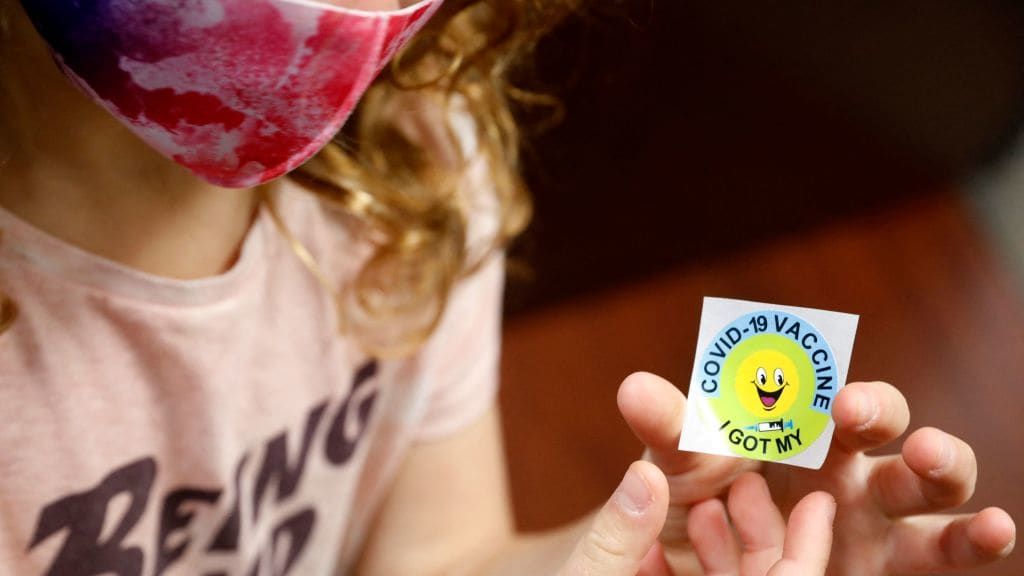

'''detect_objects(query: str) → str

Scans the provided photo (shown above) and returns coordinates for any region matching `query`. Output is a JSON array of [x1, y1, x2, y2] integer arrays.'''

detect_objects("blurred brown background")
[[498, 1, 1024, 575]]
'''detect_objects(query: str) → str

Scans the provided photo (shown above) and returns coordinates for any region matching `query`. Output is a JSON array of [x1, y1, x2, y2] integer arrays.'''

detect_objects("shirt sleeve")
[[412, 252, 505, 441]]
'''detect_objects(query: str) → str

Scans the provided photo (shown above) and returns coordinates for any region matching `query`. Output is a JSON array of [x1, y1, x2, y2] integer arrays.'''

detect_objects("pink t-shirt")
[[0, 179, 504, 575]]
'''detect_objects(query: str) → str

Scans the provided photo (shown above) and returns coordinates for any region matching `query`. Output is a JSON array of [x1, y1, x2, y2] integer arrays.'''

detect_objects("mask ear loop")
[[0, 230, 17, 335]]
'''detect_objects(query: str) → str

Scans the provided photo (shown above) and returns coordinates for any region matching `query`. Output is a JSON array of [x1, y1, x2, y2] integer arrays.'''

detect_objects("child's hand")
[[552, 467, 834, 576], [556, 461, 670, 576], [688, 473, 835, 576], [616, 373, 1017, 575]]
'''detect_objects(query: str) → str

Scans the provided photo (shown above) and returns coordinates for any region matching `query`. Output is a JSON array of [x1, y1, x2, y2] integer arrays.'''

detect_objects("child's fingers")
[[617, 372, 758, 554], [637, 542, 674, 576], [766, 491, 837, 576], [727, 472, 787, 575], [869, 427, 977, 517], [617, 372, 753, 487], [686, 498, 740, 576], [560, 461, 669, 576], [831, 381, 910, 456], [616, 372, 688, 471], [884, 508, 1016, 574]]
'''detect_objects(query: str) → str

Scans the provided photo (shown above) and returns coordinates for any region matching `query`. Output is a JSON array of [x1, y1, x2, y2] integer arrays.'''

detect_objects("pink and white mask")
[[19, 0, 443, 187]]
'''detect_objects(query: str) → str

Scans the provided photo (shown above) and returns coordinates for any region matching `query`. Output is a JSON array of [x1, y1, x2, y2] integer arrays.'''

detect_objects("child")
[[0, 0, 1015, 574]]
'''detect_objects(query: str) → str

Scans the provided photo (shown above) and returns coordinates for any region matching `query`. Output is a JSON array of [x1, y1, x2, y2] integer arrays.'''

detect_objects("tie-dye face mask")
[[18, 0, 443, 187]]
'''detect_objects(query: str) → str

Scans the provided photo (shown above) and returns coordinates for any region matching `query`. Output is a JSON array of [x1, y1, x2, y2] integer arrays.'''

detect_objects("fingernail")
[[826, 495, 838, 524], [615, 467, 652, 516], [927, 437, 954, 478], [998, 538, 1015, 558], [855, 393, 878, 431]]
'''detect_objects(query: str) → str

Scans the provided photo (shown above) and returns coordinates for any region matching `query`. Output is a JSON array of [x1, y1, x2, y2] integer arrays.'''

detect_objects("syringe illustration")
[[744, 419, 795, 433]]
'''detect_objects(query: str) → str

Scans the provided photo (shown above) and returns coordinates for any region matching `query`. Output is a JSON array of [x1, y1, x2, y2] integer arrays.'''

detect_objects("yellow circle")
[[734, 349, 801, 418]]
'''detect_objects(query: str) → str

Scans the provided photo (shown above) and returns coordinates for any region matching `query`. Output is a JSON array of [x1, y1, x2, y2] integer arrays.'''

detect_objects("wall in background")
[[507, 0, 1024, 313]]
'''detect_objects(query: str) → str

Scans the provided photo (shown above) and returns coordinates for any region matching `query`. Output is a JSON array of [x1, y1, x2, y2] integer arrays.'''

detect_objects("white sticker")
[[678, 297, 859, 469]]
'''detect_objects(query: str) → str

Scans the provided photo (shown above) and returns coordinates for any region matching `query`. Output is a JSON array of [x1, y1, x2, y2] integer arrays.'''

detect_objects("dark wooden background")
[[504, 0, 1024, 313], [499, 2, 1024, 574]]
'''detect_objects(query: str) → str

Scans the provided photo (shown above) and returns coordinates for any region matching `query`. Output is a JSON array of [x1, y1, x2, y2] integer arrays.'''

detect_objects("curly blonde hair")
[[0, 0, 577, 354], [277, 0, 577, 355]]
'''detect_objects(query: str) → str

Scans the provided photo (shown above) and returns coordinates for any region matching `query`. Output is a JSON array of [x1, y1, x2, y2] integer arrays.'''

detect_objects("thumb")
[[560, 461, 669, 576]]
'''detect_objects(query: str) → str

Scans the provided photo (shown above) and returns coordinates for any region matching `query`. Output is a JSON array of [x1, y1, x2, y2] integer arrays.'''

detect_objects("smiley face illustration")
[[694, 306, 849, 467], [734, 348, 801, 418]]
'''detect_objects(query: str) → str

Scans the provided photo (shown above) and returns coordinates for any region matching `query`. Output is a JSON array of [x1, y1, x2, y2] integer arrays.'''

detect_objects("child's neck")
[[0, 5, 261, 280]]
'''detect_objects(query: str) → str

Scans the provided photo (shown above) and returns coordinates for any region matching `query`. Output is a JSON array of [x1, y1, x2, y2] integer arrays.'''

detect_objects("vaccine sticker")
[[678, 297, 859, 469]]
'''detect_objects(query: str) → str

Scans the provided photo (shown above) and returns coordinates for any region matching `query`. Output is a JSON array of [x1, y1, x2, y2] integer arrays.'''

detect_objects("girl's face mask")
[[18, 0, 443, 187]]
